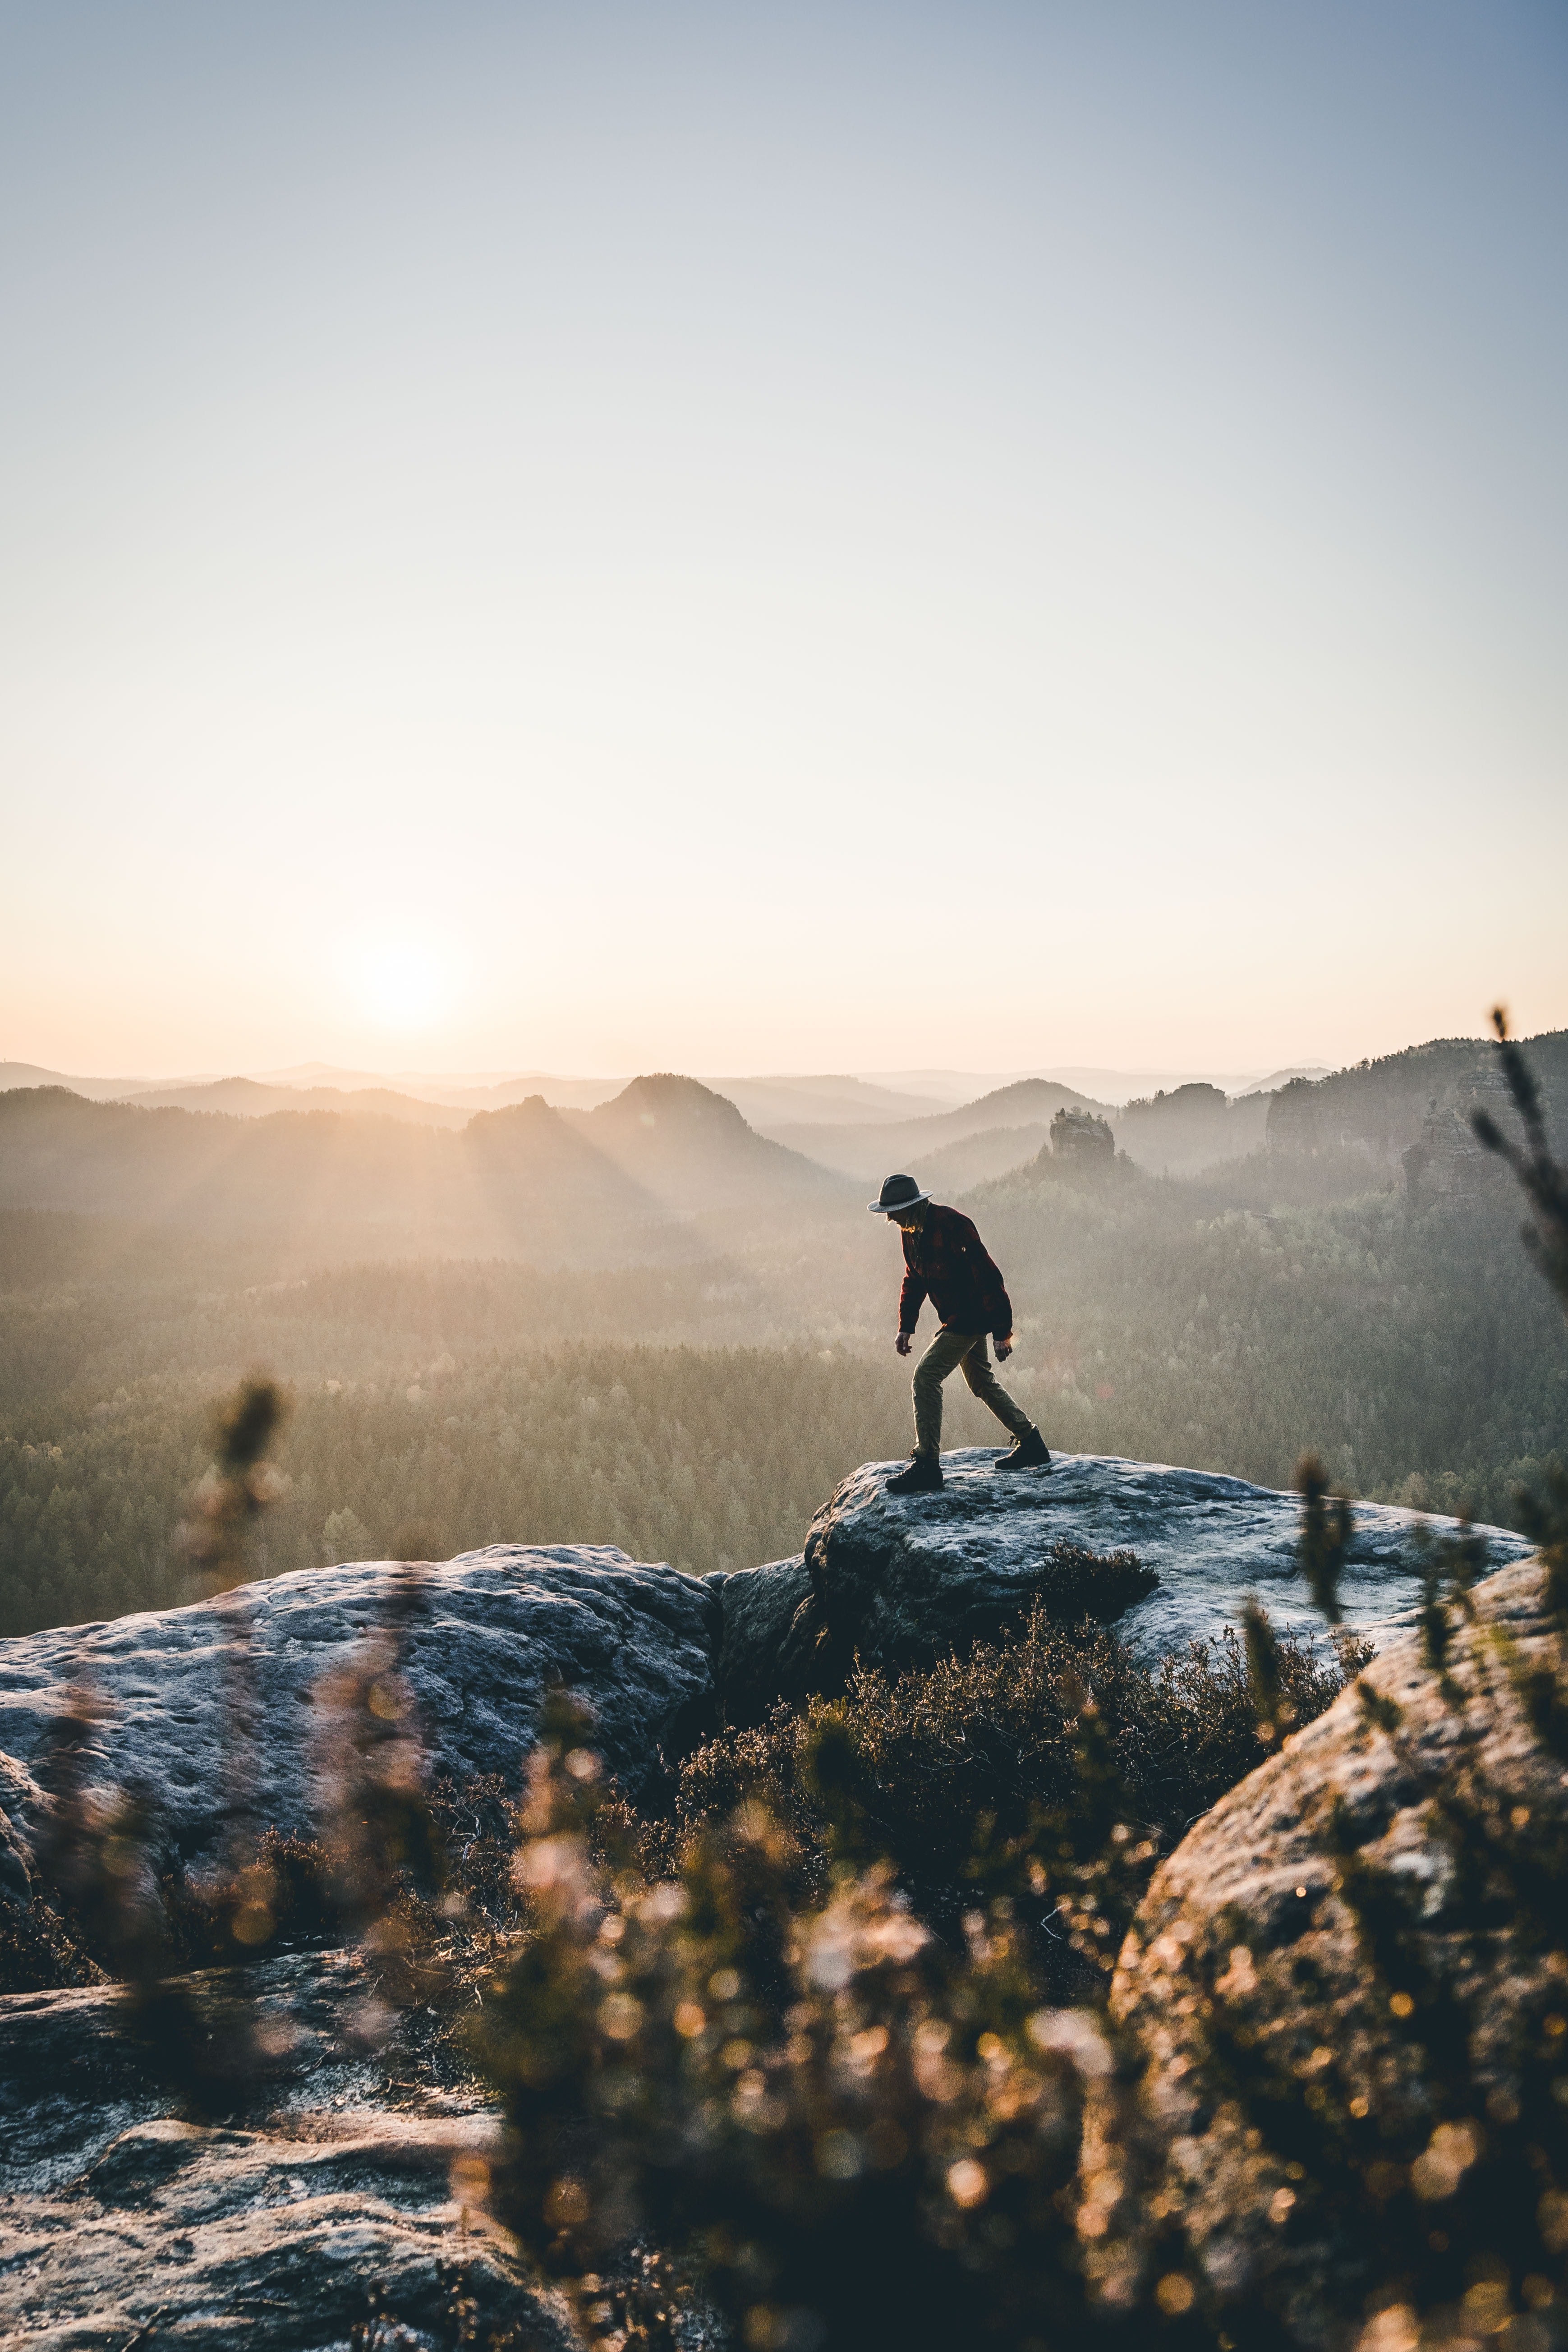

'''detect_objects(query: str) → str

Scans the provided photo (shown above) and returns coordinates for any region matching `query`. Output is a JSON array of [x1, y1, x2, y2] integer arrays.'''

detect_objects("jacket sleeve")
[[898, 1245, 927, 1334]]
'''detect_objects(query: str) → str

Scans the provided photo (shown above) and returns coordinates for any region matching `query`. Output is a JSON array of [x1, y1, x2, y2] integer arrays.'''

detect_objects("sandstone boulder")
[[1090, 1551, 1568, 2346], [0, 1545, 720, 1876], [741, 1450, 1531, 1716]]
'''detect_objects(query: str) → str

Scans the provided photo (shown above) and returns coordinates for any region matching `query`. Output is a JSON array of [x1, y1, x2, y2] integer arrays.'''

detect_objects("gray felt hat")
[[868, 1173, 931, 1215]]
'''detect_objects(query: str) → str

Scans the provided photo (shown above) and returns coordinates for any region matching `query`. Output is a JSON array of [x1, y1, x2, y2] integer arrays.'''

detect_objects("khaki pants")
[[912, 1328, 1033, 1460]]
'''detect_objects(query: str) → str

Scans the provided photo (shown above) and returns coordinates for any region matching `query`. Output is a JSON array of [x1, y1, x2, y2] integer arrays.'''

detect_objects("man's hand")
[[994, 1334, 1014, 1361], [895, 1331, 913, 1357]]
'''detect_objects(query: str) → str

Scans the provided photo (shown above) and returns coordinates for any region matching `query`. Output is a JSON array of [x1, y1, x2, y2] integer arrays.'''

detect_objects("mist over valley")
[[3, 1030, 1563, 1640]]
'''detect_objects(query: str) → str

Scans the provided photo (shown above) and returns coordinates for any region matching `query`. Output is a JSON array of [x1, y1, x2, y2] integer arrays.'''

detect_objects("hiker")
[[869, 1173, 1051, 1494]]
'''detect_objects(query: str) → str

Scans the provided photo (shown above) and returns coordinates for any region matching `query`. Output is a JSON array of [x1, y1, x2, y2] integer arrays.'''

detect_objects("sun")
[[350, 939, 457, 1034]]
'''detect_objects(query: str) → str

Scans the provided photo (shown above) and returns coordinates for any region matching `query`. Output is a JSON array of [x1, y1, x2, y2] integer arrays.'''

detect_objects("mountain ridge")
[[767, 1077, 1116, 1185], [0, 1077, 855, 1266]]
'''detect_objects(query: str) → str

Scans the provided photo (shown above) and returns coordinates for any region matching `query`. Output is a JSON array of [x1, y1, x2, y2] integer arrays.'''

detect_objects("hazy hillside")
[[6, 1127, 1563, 1638], [0, 1060, 158, 1101], [1236, 1063, 1330, 1095], [564, 1074, 852, 1220], [270, 1067, 628, 1113], [966, 1143, 1567, 1526], [0, 1081, 855, 1266], [772, 1077, 1112, 1183], [708, 1074, 963, 1130], [1115, 1082, 1273, 1175], [902, 1124, 1054, 1195], [0, 1059, 635, 1116], [120, 1077, 469, 1127], [0, 1062, 969, 1129], [1268, 1029, 1568, 1169]]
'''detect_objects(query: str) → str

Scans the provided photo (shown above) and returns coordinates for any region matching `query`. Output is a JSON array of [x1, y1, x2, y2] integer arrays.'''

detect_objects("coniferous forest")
[[2, 1064, 1564, 1635]]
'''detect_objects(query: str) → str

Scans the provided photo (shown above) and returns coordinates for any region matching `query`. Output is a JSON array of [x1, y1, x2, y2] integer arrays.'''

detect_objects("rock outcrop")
[[1400, 1101, 1508, 1209], [0, 1948, 577, 2350], [1, 1466, 1531, 1856], [1051, 1105, 1116, 1161], [0, 1546, 720, 1874], [1090, 1551, 1567, 2346], [0, 1459, 1549, 2346], [0, 1545, 731, 2348], [710, 1451, 1533, 1725]]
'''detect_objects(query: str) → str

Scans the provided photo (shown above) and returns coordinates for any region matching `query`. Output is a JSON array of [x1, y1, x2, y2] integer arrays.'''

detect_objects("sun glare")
[[350, 939, 457, 1033]]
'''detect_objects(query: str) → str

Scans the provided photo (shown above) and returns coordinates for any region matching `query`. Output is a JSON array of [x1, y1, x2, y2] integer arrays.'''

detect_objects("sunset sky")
[[3, 1, 1565, 1079]]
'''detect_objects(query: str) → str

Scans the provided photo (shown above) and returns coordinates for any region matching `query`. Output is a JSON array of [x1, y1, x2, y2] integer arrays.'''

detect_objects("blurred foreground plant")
[[1109, 1022, 1568, 2352], [11, 1380, 465, 2090], [8, 1381, 301, 2098], [1474, 1008, 1568, 1610], [179, 1373, 291, 1594], [479, 1693, 1168, 2352]]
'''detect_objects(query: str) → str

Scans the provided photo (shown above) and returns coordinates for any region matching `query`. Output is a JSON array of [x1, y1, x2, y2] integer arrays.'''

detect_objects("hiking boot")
[[887, 1454, 944, 1495], [996, 1426, 1051, 1472]]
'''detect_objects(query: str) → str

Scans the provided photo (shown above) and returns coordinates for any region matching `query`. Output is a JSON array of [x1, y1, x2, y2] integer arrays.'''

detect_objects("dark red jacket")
[[897, 1203, 1013, 1339]]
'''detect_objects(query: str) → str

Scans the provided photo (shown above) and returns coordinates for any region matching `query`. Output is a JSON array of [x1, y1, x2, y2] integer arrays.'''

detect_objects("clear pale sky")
[[3, 1, 1565, 1078]]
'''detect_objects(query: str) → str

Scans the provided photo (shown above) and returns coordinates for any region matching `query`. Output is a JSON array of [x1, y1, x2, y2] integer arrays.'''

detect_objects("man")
[[869, 1172, 1051, 1494]]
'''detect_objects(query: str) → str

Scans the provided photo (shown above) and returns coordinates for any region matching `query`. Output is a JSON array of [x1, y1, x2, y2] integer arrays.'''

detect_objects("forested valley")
[[3, 1052, 1565, 1638]]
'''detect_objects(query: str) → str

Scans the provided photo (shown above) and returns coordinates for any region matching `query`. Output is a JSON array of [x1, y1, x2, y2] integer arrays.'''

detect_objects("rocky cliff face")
[[1264, 1033, 1568, 1176], [1090, 1550, 1567, 2347], [0, 1545, 720, 1878], [1400, 1100, 1508, 1208], [710, 1450, 1532, 1726], [0, 1459, 1541, 2347]]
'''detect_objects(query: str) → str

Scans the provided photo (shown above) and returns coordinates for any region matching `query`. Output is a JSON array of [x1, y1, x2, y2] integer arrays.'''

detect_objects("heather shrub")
[[1103, 1519, 1568, 2352], [0, 1887, 106, 1992], [159, 1825, 338, 1967], [666, 1605, 1364, 1966], [474, 1603, 1364, 2349], [478, 1698, 1163, 2352]]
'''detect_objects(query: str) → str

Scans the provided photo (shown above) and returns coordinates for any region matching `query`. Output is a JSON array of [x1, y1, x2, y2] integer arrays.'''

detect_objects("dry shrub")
[[671, 1603, 1365, 1966], [474, 1600, 1364, 2351], [480, 1698, 1149, 2352]]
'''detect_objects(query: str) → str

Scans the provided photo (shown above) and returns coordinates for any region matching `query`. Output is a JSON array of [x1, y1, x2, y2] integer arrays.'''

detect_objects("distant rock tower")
[[1050, 1105, 1115, 1161], [1401, 1089, 1508, 1209]]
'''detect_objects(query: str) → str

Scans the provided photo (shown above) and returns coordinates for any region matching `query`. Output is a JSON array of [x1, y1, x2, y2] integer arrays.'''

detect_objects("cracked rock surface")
[[0, 1949, 576, 2351]]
